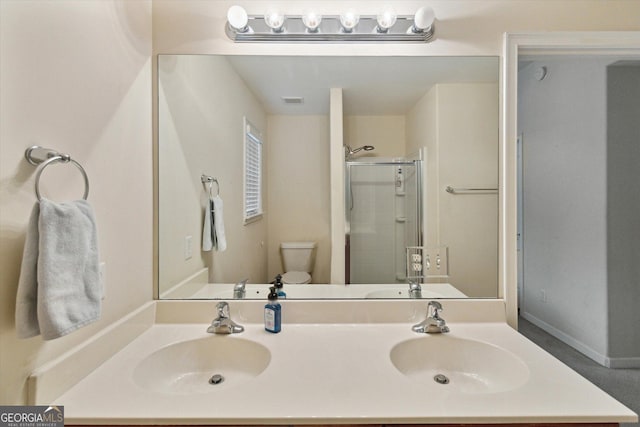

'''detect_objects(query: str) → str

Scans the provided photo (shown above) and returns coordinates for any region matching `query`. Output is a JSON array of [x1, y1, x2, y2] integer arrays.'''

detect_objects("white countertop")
[[50, 300, 636, 425]]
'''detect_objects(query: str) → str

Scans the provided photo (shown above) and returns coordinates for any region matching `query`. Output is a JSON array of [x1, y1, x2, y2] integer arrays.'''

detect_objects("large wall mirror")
[[158, 54, 499, 300]]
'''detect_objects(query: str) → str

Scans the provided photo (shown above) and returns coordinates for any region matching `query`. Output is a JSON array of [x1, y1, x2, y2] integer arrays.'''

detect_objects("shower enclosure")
[[345, 160, 423, 284]]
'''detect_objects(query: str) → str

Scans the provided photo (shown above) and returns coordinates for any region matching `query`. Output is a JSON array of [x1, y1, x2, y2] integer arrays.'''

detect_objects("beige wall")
[[329, 88, 345, 283], [158, 55, 268, 289], [439, 84, 499, 297], [407, 84, 499, 297], [406, 87, 439, 246], [0, 1, 152, 404], [345, 116, 406, 159], [266, 115, 331, 283]]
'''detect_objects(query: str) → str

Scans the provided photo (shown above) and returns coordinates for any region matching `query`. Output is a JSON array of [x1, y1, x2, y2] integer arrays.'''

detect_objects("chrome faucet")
[[207, 302, 244, 334], [408, 281, 422, 299], [412, 301, 450, 334], [233, 278, 248, 299]]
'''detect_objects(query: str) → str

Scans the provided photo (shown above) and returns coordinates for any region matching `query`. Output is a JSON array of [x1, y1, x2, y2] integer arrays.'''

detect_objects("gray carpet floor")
[[518, 317, 640, 427]]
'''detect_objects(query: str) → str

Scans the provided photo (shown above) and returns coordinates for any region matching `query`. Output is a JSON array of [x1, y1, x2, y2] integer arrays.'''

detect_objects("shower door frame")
[[345, 160, 424, 284]]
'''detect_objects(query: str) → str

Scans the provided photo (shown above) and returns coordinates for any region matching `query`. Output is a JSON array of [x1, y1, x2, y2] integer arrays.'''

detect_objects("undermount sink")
[[390, 336, 530, 394], [133, 336, 270, 394]]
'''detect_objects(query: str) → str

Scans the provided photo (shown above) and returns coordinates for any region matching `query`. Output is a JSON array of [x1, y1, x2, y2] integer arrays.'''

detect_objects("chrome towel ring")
[[201, 174, 219, 197], [24, 145, 90, 201]]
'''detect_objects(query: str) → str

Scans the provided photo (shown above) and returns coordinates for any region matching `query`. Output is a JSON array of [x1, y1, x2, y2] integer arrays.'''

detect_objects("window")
[[244, 118, 263, 223]]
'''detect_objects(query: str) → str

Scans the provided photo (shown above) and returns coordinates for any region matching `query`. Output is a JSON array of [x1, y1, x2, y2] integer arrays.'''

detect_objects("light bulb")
[[302, 11, 322, 32], [411, 6, 435, 33], [227, 5, 249, 32], [339, 9, 360, 32], [376, 7, 397, 32], [264, 9, 286, 32]]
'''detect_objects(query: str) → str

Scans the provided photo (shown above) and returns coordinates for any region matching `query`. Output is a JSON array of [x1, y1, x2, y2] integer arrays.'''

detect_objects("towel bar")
[[24, 146, 90, 201], [445, 186, 497, 194]]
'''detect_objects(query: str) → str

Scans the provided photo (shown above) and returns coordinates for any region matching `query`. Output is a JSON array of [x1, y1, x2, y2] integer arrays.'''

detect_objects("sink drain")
[[209, 374, 225, 385], [433, 374, 450, 385]]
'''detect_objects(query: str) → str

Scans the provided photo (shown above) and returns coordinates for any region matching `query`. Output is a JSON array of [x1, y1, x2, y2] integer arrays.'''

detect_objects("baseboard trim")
[[520, 312, 609, 366], [607, 356, 640, 369], [521, 312, 640, 369]]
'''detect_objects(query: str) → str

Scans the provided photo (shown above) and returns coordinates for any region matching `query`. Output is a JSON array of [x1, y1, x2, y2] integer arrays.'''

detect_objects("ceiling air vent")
[[281, 96, 304, 105]]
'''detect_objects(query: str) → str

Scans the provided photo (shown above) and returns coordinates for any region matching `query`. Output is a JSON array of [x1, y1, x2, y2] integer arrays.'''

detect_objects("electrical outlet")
[[184, 235, 193, 260], [99, 262, 106, 299], [540, 289, 548, 303], [405, 246, 424, 280]]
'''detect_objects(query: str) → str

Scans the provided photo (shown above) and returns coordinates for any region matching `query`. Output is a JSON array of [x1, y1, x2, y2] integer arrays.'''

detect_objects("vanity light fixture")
[[339, 9, 360, 33], [227, 5, 250, 33], [376, 7, 397, 33], [224, 5, 435, 42], [302, 10, 322, 33], [264, 8, 286, 32], [409, 6, 435, 34]]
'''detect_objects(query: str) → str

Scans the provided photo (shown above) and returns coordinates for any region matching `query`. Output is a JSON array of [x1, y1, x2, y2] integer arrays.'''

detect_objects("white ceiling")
[[226, 56, 499, 115]]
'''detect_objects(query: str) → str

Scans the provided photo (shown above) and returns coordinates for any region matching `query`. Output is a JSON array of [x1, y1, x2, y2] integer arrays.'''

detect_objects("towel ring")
[[201, 174, 219, 197], [34, 155, 90, 201]]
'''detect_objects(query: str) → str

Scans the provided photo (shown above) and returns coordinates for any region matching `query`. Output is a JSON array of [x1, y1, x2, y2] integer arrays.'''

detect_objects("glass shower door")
[[346, 161, 422, 284]]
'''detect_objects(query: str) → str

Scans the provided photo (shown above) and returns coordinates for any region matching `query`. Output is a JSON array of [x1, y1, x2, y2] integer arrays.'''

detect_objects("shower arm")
[[344, 145, 375, 160]]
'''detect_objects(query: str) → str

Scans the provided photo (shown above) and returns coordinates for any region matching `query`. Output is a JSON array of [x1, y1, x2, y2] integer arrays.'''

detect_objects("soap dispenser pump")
[[273, 274, 286, 298], [264, 286, 282, 333]]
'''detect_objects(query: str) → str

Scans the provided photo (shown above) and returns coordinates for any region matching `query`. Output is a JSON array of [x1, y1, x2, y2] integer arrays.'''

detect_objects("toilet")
[[280, 242, 317, 284]]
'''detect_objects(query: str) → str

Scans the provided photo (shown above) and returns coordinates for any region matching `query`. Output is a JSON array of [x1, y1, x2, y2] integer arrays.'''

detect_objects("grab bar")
[[446, 186, 497, 194]]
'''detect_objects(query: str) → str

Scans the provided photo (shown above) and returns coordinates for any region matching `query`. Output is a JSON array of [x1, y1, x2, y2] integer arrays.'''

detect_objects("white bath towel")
[[15, 199, 101, 340], [212, 195, 227, 252], [202, 198, 214, 252]]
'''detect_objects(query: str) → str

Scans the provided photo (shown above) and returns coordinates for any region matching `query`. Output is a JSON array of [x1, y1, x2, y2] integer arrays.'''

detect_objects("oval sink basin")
[[133, 337, 270, 394], [390, 336, 529, 394]]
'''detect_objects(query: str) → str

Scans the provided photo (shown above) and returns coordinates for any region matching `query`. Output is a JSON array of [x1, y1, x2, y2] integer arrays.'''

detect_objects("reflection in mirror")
[[158, 55, 499, 300]]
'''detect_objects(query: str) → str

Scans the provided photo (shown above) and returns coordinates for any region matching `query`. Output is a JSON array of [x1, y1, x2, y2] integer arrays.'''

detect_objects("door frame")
[[501, 32, 640, 327]]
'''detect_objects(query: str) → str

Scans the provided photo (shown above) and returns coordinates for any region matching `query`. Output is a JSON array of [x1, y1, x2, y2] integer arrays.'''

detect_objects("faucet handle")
[[412, 301, 449, 334], [235, 278, 248, 289], [209, 302, 244, 334], [427, 300, 444, 318], [428, 300, 443, 309], [216, 301, 230, 318]]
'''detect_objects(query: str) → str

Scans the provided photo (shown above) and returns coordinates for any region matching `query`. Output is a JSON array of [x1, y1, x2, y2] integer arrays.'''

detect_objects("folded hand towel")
[[202, 198, 214, 252], [212, 195, 227, 252], [16, 199, 101, 340]]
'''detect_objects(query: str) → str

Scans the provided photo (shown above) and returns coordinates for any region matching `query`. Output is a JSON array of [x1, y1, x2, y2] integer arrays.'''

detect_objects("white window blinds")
[[244, 119, 263, 223]]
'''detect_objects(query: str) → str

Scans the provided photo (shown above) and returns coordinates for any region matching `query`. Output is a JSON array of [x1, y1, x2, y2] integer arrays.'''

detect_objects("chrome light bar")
[[225, 9, 435, 43]]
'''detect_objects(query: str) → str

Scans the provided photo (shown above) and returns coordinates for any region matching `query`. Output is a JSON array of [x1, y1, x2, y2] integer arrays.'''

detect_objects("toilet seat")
[[281, 271, 311, 284]]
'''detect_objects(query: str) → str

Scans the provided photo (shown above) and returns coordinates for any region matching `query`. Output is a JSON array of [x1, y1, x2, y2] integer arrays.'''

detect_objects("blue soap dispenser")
[[273, 274, 286, 299], [264, 286, 282, 333]]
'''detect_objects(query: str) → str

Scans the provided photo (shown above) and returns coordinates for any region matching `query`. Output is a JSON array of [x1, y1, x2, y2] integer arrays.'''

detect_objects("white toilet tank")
[[281, 241, 317, 274]]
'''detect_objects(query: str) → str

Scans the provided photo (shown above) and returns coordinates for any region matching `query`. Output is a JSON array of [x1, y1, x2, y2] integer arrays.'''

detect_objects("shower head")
[[353, 145, 375, 153], [345, 145, 375, 160]]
